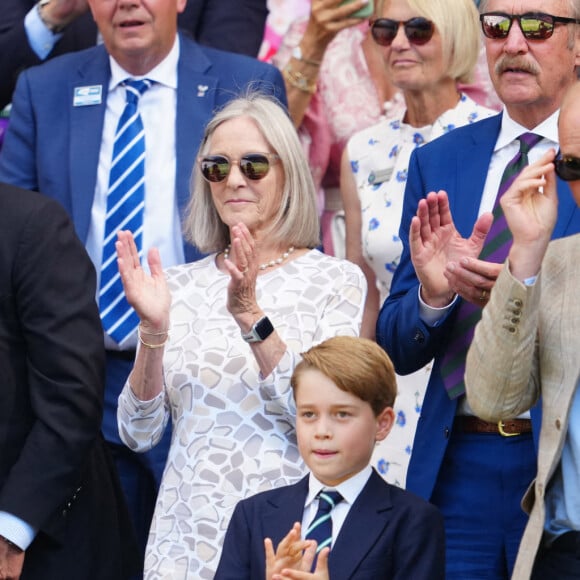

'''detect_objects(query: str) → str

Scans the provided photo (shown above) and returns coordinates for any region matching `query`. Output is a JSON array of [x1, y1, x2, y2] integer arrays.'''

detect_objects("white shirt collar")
[[305, 466, 372, 509], [108, 35, 180, 91], [495, 106, 559, 152]]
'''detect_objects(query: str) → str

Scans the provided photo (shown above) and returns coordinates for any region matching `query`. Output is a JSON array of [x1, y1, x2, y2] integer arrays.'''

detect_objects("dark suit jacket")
[[0, 0, 269, 109], [0, 182, 138, 579], [376, 113, 580, 501], [0, 31, 285, 442], [215, 470, 445, 580]]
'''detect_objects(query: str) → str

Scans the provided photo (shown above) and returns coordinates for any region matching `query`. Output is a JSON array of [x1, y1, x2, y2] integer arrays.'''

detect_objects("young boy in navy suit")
[[215, 336, 445, 580]]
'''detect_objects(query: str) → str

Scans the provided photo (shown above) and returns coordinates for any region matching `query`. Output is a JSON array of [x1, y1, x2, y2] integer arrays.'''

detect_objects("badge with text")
[[73, 85, 103, 107]]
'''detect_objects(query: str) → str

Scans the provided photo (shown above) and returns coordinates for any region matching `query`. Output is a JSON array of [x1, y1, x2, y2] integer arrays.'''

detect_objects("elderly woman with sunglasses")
[[340, 0, 497, 488], [272, 1, 500, 259], [114, 94, 366, 579]]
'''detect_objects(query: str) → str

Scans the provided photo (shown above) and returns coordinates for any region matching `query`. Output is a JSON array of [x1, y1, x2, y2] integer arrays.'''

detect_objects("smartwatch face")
[[255, 316, 274, 341]]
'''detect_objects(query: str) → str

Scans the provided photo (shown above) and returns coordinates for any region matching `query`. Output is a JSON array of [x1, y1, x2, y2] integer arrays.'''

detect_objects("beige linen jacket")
[[465, 234, 580, 580]]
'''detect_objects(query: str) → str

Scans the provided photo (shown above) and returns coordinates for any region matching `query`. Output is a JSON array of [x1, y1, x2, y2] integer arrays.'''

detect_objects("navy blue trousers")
[[431, 428, 536, 579]]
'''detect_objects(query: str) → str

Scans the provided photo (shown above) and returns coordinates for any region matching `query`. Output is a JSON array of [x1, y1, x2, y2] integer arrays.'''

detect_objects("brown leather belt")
[[454, 416, 532, 437]]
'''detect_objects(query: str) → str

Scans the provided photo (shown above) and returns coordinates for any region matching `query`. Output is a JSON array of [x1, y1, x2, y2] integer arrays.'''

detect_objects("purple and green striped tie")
[[441, 132, 542, 400]]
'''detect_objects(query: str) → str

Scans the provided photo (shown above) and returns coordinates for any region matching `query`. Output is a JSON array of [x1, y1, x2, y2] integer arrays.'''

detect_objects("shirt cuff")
[[418, 285, 458, 326], [0, 511, 37, 550], [24, 4, 63, 60]]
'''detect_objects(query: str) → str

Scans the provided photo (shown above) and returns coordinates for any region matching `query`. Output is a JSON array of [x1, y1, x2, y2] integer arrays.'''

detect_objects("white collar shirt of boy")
[[301, 466, 372, 546]]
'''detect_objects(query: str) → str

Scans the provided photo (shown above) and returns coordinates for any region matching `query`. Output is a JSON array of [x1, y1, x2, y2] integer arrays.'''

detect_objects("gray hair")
[[183, 93, 320, 253]]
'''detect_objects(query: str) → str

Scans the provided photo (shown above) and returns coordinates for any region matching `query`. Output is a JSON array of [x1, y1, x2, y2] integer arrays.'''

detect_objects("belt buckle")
[[498, 420, 520, 437]]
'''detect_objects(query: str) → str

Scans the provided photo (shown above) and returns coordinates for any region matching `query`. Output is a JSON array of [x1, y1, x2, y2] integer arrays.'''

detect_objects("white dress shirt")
[[86, 36, 185, 349]]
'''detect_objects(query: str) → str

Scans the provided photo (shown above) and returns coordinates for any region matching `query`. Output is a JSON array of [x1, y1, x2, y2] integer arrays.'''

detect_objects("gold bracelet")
[[291, 46, 322, 67], [138, 325, 169, 349], [282, 64, 317, 95], [138, 323, 169, 336], [294, 55, 321, 67]]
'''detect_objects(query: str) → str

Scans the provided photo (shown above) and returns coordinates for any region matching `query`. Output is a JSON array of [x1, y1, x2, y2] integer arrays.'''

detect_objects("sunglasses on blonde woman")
[[370, 17, 435, 47], [480, 12, 579, 40], [198, 153, 280, 183]]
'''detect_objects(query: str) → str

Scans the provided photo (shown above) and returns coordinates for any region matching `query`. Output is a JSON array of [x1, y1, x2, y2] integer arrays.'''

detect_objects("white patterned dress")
[[117, 250, 365, 579], [347, 94, 497, 488]]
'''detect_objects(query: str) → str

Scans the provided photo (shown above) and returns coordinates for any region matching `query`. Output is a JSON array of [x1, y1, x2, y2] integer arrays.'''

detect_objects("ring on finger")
[[480, 289, 488, 301]]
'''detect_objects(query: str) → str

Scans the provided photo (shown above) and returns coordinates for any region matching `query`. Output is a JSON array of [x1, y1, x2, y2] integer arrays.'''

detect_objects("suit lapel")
[[69, 46, 110, 243], [452, 113, 502, 239], [262, 476, 309, 548], [329, 471, 393, 580]]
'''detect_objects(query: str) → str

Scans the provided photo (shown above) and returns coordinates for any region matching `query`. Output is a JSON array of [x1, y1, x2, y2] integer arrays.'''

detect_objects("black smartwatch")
[[241, 316, 274, 343]]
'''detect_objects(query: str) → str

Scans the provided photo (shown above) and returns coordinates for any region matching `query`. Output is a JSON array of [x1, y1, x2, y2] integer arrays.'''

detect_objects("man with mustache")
[[376, 1, 580, 578], [0, 0, 285, 572]]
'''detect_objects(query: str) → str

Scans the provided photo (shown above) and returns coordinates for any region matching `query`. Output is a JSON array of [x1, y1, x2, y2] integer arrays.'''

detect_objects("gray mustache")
[[495, 57, 540, 76]]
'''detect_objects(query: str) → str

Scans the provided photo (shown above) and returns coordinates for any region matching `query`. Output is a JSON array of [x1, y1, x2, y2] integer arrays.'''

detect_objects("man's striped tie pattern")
[[99, 79, 151, 345], [441, 133, 542, 399], [305, 490, 343, 569]]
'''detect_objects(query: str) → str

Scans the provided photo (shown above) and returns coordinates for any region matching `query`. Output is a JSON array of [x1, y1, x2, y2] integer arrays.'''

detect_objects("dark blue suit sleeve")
[[376, 148, 456, 374], [0, 70, 38, 190], [0, 193, 105, 532], [0, 0, 37, 109]]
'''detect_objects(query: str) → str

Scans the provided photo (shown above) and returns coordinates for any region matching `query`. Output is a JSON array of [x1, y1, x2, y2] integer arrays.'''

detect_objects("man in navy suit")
[[215, 336, 445, 580], [0, 0, 285, 567], [0, 182, 139, 579], [0, 0, 269, 109], [376, 1, 580, 578]]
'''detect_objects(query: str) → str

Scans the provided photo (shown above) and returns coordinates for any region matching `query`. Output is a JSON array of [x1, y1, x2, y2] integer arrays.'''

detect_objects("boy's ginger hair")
[[291, 336, 397, 416]]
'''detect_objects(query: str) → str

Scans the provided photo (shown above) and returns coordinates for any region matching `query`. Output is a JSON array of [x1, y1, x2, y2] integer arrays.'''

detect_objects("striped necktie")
[[99, 79, 151, 345], [441, 133, 542, 400], [305, 490, 343, 570]]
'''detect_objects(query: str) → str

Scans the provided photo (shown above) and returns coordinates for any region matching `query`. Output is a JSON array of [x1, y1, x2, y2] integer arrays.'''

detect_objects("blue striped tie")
[[305, 490, 343, 570], [99, 79, 151, 345]]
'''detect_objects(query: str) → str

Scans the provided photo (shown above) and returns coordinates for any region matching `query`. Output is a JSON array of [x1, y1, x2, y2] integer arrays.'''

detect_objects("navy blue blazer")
[[0, 183, 139, 578], [0, 32, 285, 263], [215, 470, 445, 580], [376, 113, 580, 501]]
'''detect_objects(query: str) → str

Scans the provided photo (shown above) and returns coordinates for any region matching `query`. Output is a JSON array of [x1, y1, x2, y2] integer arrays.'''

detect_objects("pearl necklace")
[[223, 245, 295, 270]]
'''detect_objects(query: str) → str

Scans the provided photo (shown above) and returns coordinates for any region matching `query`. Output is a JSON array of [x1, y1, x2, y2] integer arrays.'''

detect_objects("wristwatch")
[[241, 316, 274, 343], [37, 0, 65, 33]]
